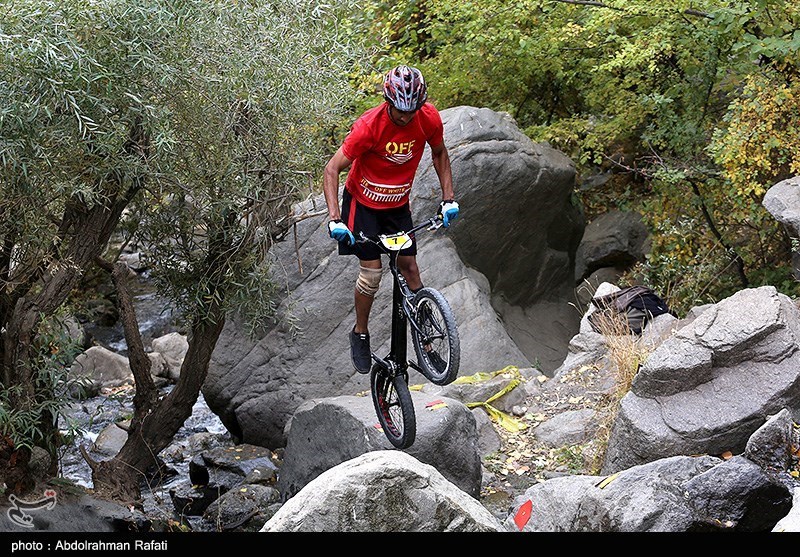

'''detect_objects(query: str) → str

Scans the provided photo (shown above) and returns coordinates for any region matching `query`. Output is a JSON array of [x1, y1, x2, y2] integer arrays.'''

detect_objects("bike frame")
[[360, 217, 441, 378]]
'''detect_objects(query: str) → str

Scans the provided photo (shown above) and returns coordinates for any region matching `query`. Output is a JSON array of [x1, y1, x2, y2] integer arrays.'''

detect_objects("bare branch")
[[551, 0, 712, 19], [552, 0, 624, 10], [684, 9, 712, 19]]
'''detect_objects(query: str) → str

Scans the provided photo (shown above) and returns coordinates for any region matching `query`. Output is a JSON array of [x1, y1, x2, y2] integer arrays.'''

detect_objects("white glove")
[[439, 200, 460, 227]]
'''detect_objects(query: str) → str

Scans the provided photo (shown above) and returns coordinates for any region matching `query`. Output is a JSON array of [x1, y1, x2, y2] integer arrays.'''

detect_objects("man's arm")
[[323, 146, 353, 221], [430, 142, 454, 200]]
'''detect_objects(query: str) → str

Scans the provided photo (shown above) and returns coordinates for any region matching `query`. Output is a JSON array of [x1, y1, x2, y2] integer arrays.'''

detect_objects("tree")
[[358, 0, 800, 311], [1, 0, 364, 503]]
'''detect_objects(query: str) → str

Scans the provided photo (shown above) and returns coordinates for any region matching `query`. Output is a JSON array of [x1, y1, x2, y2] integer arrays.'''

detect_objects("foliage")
[[2, 0, 362, 331], [0, 311, 83, 452], [1, 0, 365, 482], [356, 0, 800, 310]]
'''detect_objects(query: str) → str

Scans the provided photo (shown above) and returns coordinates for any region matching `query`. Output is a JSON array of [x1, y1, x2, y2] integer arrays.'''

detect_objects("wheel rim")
[[417, 300, 449, 374], [376, 375, 404, 439]]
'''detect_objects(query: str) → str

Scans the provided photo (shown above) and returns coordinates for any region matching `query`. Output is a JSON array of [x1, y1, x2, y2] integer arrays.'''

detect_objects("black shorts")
[[339, 188, 417, 261]]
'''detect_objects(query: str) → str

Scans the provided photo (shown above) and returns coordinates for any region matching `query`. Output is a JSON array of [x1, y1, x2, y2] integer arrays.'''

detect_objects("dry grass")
[[584, 308, 653, 473]]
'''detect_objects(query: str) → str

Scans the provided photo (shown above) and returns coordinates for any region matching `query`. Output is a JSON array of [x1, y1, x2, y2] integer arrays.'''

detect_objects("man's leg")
[[397, 255, 422, 292], [354, 258, 382, 334]]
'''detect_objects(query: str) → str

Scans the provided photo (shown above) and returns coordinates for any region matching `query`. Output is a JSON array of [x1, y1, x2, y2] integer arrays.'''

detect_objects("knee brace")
[[356, 265, 383, 298]]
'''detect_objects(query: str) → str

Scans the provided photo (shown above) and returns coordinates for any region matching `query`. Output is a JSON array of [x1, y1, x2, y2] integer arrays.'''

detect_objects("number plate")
[[380, 232, 413, 251]]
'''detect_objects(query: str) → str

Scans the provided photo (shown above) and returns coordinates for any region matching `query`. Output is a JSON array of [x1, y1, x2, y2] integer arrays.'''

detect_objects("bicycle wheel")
[[371, 367, 416, 449], [410, 287, 460, 386]]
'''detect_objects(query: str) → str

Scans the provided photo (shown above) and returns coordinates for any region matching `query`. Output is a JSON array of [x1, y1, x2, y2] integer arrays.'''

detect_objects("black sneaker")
[[350, 330, 371, 374]]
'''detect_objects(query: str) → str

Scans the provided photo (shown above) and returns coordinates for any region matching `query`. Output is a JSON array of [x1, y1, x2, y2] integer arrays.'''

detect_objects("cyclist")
[[323, 65, 459, 374]]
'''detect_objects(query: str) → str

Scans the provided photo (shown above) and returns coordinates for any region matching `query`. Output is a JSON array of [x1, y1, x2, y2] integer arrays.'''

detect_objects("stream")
[[57, 269, 232, 528]]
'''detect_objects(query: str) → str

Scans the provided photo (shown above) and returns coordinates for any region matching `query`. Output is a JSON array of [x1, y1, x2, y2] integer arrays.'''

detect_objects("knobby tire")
[[410, 287, 460, 386], [370, 368, 416, 449]]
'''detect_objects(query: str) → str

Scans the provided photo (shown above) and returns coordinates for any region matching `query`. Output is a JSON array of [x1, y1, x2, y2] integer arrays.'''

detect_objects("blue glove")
[[328, 219, 355, 245], [439, 200, 460, 227]]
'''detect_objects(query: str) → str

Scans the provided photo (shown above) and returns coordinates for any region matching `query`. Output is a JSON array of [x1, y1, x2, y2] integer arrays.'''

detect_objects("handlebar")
[[355, 214, 444, 246]]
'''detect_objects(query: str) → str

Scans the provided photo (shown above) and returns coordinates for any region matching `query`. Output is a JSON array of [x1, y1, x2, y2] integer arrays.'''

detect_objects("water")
[[82, 274, 180, 357], [58, 385, 230, 515]]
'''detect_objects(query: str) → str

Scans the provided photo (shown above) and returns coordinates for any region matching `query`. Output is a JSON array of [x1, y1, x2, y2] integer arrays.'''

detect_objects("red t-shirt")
[[342, 101, 444, 209]]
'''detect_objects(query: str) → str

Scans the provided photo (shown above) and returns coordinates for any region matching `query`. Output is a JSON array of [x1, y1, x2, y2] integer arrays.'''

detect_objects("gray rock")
[[574, 209, 650, 283], [763, 176, 800, 279], [420, 368, 527, 414], [68, 346, 133, 392], [533, 408, 598, 447], [189, 444, 278, 491], [773, 487, 800, 532], [508, 454, 793, 532], [169, 481, 226, 517], [603, 286, 800, 474], [202, 484, 280, 531], [551, 330, 608, 378], [471, 408, 502, 457], [92, 422, 129, 457], [77, 496, 150, 532], [150, 332, 188, 381], [744, 408, 797, 471], [263, 451, 505, 532], [147, 352, 169, 379], [763, 176, 800, 238], [683, 456, 792, 531], [276, 392, 482, 501]]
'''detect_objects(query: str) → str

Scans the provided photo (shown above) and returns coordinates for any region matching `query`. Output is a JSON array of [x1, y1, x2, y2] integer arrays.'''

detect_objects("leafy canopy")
[[356, 0, 800, 310], [0, 0, 365, 450]]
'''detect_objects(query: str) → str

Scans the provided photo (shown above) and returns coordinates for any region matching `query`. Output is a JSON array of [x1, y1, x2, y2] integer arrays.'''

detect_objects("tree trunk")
[[2, 196, 136, 491], [86, 261, 226, 504], [1, 120, 147, 493]]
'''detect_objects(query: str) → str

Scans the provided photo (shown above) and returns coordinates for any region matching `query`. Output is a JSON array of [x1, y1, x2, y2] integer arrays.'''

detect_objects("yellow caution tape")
[[409, 365, 529, 432], [595, 472, 619, 489], [452, 365, 521, 385], [467, 400, 528, 432], [461, 365, 528, 432]]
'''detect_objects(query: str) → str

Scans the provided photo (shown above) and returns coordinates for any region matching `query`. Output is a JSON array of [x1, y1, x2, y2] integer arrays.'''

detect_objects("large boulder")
[[763, 175, 800, 279], [262, 451, 505, 532], [68, 346, 133, 394], [150, 332, 188, 381], [204, 106, 583, 447], [603, 286, 800, 473], [506, 454, 792, 532], [574, 209, 650, 284], [276, 392, 482, 500]]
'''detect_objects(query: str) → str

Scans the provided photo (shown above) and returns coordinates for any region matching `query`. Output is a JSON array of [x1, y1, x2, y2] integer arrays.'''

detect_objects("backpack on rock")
[[588, 285, 672, 335]]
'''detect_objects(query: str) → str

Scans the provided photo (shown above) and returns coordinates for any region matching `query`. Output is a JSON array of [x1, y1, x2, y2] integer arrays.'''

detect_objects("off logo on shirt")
[[384, 140, 415, 164]]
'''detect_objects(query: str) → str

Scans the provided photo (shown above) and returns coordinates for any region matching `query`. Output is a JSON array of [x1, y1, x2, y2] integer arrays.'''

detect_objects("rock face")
[[204, 106, 584, 448], [262, 451, 505, 532], [603, 286, 800, 474]]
